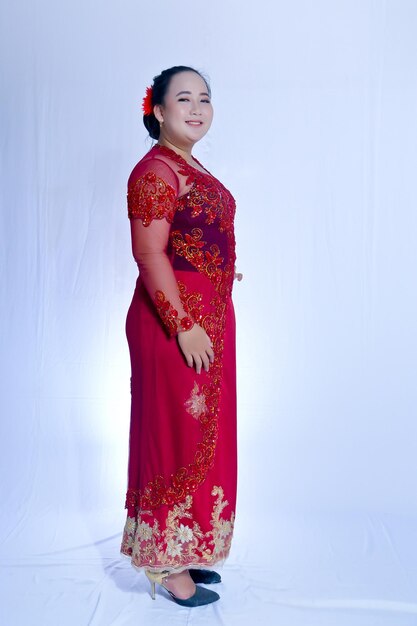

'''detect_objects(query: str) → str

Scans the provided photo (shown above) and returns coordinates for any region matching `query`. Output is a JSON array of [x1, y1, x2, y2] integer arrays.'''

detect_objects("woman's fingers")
[[233, 265, 243, 281], [177, 324, 216, 373], [200, 352, 210, 373], [206, 347, 215, 363], [192, 353, 203, 375], [186, 351, 213, 373], [190, 348, 213, 373]]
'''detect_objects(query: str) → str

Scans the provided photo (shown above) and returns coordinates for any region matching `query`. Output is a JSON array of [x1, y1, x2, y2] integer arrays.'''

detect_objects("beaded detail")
[[171, 227, 234, 297], [178, 281, 205, 324], [127, 170, 177, 225], [156, 144, 236, 234], [153, 290, 194, 337]]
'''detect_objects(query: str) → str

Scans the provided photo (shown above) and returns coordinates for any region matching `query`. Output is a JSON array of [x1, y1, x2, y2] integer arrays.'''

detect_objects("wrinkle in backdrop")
[[1, 1, 417, 624]]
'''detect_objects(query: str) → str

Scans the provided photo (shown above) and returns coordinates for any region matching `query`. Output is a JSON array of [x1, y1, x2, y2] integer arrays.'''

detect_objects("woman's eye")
[[178, 98, 211, 103]]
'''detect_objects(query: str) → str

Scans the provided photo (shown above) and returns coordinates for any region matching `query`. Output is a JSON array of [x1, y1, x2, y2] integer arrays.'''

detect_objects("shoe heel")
[[144, 569, 220, 606], [145, 569, 170, 600]]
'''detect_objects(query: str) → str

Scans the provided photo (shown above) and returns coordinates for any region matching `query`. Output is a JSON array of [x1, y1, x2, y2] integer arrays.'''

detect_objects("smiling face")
[[153, 71, 214, 150]]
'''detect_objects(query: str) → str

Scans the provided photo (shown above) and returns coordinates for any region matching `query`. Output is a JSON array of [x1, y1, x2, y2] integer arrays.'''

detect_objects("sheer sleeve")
[[127, 158, 195, 338]]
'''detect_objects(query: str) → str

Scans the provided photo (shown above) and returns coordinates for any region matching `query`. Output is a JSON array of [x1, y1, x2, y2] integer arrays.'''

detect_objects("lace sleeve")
[[127, 158, 194, 337]]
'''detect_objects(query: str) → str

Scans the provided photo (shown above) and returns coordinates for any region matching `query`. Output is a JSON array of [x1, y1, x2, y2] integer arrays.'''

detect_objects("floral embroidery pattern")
[[177, 281, 204, 324], [185, 381, 208, 420], [156, 144, 236, 233], [171, 227, 234, 296], [178, 181, 232, 231], [121, 485, 235, 571], [153, 289, 194, 337], [127, 170, 176, 225]]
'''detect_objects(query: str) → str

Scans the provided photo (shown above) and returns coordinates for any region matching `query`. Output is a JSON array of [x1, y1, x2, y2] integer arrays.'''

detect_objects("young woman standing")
[[120, 65, 242, 607]]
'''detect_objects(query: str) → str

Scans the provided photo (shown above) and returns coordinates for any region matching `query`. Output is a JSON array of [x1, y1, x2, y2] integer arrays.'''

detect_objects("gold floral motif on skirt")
[[120, 485, 235, 571]]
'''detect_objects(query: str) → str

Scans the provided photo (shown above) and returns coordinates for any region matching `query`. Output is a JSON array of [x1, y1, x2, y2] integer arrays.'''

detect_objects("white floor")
[[2, 509, 417, 626]]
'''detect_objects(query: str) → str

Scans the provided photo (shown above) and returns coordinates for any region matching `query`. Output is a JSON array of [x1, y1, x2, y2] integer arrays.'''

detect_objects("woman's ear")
[[153, 104, 164, 124]]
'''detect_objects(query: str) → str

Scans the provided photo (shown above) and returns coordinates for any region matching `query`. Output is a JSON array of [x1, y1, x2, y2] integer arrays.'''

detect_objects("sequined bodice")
[[129, 144, 237, 299]]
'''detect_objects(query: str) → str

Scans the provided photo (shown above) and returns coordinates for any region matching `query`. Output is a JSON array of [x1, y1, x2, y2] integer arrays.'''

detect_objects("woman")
[[120, 65, 242, 607]]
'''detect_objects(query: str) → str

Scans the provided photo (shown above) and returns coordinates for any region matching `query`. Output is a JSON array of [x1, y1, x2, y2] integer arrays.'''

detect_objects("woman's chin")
[[185, 128, 208, 143]]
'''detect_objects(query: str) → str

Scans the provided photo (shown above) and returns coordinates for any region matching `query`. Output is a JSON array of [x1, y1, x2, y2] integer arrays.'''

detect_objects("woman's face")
[[154, 71, 213, 149]]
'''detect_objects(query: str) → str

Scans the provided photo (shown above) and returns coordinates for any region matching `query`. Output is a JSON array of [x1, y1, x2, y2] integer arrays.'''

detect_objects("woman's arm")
[[130, 217, 195, 336], [128, 160, 193, 337]]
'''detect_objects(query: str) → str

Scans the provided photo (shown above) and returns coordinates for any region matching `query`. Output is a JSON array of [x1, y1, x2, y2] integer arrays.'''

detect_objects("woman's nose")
[[190, 102, 202, 115]]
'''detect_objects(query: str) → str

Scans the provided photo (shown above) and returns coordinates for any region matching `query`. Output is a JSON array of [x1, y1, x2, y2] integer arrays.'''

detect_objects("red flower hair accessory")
[[142, 86, 154, 116]]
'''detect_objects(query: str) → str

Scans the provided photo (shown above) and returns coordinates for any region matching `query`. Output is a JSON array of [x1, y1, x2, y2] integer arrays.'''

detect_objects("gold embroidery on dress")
[[120, 486, 235, 571]]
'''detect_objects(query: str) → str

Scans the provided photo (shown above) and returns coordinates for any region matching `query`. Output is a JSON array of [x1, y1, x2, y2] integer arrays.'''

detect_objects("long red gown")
[[120, 143, 238, 574]]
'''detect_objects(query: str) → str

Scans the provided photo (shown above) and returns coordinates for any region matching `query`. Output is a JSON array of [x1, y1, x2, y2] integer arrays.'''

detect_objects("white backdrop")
[[1, 0, 417, 624]]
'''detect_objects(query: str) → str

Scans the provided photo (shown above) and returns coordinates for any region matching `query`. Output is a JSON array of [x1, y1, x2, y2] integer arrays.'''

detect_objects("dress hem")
[[119, 548, 232, 575]]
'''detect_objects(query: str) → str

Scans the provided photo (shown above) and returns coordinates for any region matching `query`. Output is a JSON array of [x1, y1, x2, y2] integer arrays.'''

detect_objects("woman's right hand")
[[177, 323, 215, 374]]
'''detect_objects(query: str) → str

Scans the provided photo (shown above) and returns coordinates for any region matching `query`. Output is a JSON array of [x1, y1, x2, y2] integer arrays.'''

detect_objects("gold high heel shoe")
[[145, 569, 170, 601], [144, 569, 220, 606]]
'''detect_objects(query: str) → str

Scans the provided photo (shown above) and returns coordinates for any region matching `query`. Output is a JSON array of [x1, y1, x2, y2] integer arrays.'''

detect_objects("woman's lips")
[[186, 120, 203, 126]]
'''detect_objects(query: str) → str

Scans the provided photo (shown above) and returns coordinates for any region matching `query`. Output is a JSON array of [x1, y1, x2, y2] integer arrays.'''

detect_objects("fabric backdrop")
[[1, 1, 417, 624]]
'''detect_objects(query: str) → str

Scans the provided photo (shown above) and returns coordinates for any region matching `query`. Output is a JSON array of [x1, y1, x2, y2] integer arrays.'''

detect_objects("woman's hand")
[[177, 323, 215, 374], [234, 265, 243, 281]]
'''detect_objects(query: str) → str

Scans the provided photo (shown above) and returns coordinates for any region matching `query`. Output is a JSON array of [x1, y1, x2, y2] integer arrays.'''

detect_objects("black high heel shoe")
[[145, 569, 220, 606], [189, 568, 221, 584]]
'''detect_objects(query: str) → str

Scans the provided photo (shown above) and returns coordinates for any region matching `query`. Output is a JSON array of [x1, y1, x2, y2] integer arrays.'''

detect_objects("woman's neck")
[[157, 137, 194, 163]]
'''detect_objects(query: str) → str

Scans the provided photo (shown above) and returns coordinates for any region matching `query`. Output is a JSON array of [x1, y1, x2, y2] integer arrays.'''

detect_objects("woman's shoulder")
[[128, 145, 179, 193]]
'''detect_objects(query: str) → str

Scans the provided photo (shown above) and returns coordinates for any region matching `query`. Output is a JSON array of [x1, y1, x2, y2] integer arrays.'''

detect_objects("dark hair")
[[143, 65, 211, 140]]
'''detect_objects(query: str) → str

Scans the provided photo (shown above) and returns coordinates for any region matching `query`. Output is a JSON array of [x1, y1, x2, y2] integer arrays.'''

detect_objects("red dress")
[[120, 143, 238, 574]]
